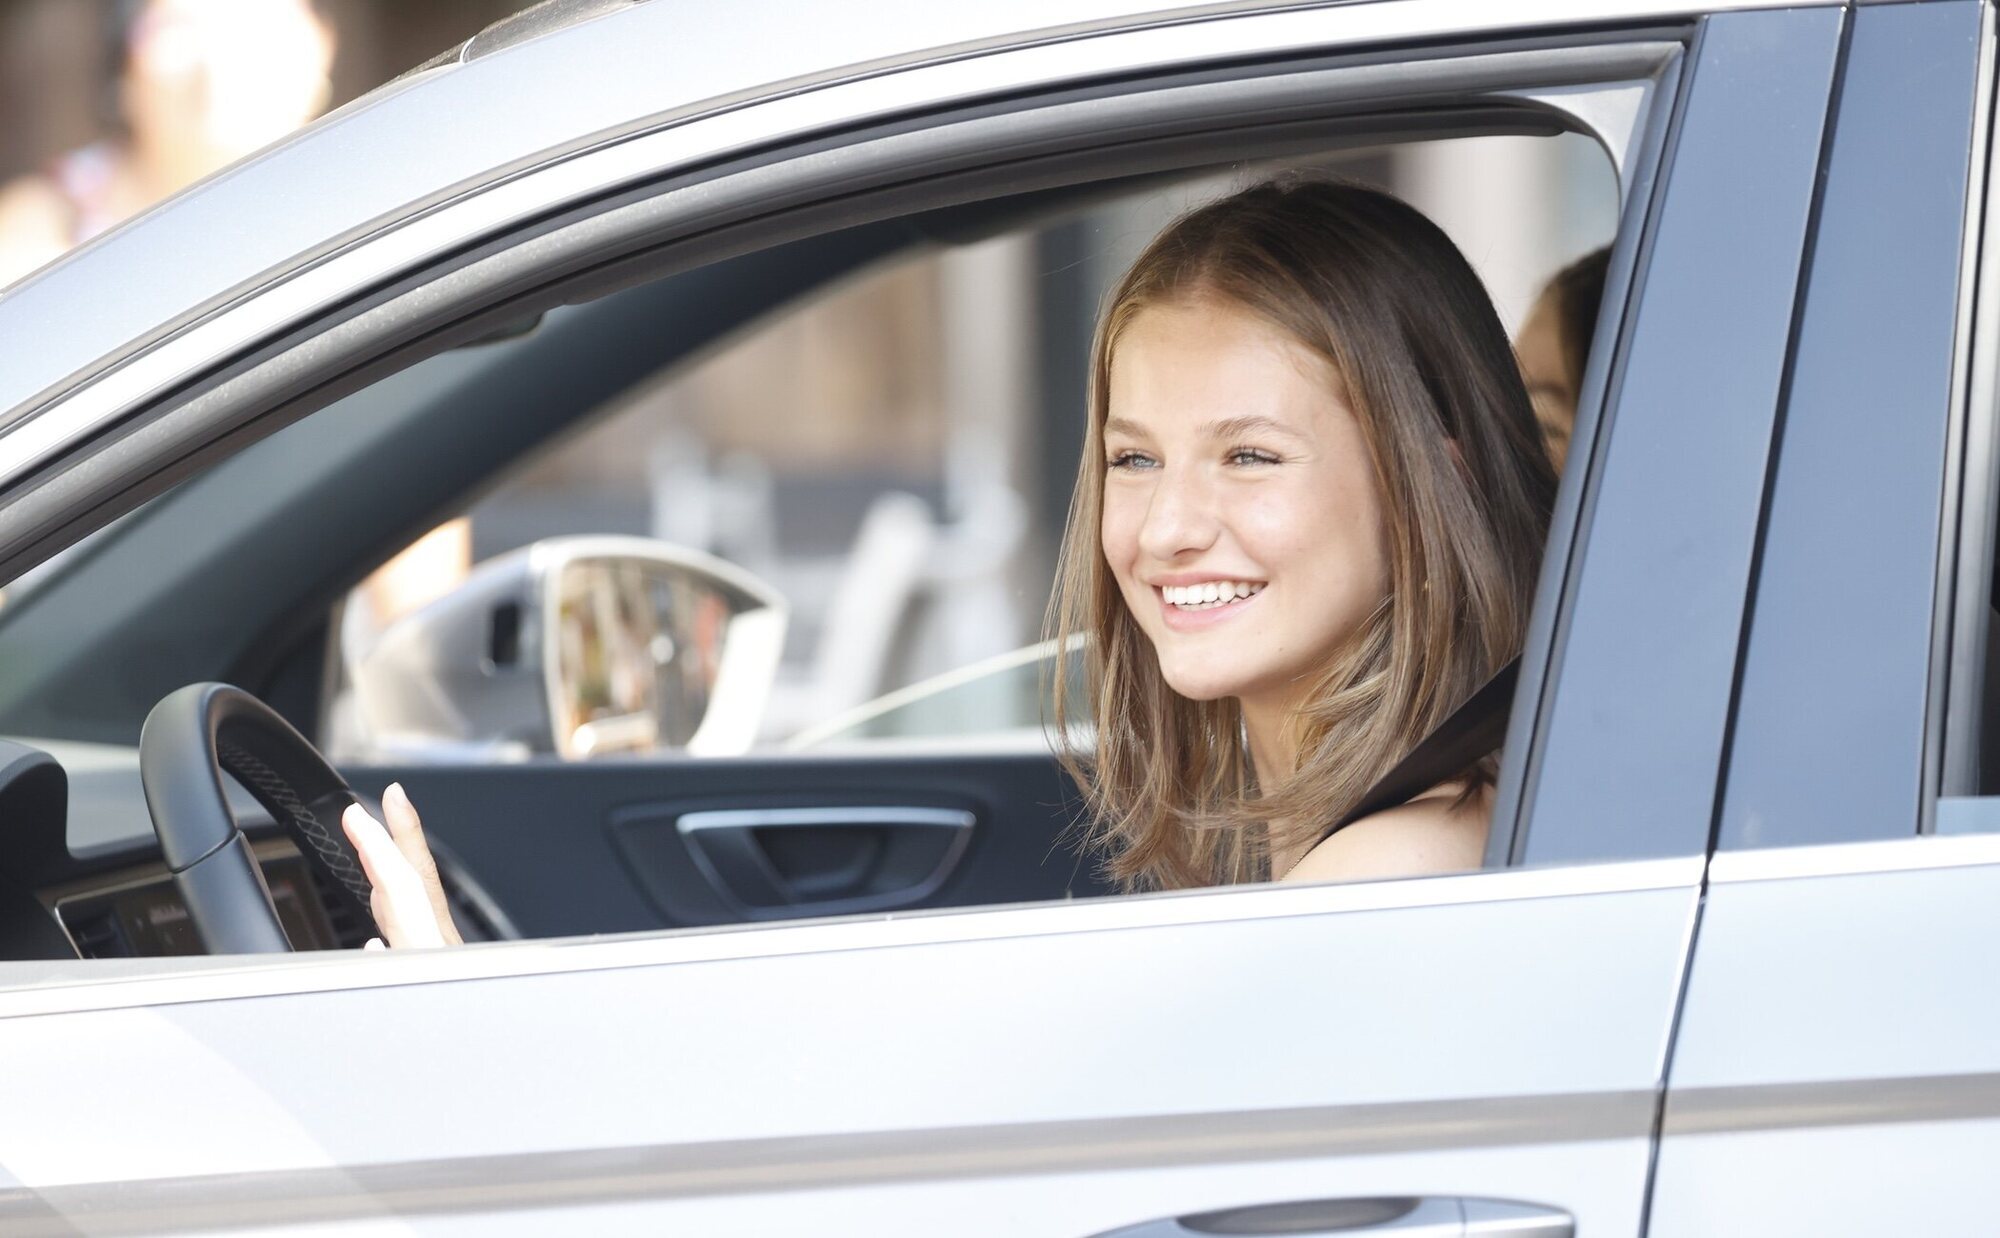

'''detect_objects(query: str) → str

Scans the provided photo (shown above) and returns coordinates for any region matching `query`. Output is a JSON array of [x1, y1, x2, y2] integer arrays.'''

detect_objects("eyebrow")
[[1102, 414, 1305, 440]]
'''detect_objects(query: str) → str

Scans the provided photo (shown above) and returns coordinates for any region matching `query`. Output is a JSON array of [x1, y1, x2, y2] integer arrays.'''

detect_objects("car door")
[[0, 3, 1834, 1232], [1648, 4, 2000, 1233]]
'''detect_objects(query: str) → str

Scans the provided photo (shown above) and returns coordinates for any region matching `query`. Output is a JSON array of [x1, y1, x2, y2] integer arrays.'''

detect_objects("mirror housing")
[[348, 536, 786, 760]]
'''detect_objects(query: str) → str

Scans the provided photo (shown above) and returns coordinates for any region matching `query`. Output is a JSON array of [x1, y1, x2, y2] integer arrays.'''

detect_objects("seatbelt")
[[1314, 655, 1520, 844]]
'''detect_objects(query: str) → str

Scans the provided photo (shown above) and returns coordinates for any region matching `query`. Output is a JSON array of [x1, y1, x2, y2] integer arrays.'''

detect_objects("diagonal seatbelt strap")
[[1315, 655, 1521, 844]]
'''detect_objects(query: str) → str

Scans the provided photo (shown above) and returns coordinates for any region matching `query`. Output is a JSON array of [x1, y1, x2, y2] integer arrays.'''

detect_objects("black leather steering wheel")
[[139, 683, 378, 953]]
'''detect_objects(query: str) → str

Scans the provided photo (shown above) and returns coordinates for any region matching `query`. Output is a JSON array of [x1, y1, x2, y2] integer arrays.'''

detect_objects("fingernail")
[[386, 782, 408, 810], [364, 938, 385, 951]]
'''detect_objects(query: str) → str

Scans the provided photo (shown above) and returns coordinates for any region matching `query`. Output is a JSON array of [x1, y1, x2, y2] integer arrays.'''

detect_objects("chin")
[[1156, 660, 1254, 703]]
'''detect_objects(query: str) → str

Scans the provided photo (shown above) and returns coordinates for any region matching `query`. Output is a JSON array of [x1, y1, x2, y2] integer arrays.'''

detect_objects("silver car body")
[[0, 0, 1993, 1232]]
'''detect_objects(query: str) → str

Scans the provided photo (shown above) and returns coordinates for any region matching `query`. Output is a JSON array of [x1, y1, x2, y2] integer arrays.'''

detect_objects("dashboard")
[[0, 734, 503, 961], [41, 841, 351, 957]]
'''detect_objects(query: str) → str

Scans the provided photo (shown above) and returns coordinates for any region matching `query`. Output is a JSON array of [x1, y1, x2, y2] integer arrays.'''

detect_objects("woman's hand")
[[340, 783, 463, 949]]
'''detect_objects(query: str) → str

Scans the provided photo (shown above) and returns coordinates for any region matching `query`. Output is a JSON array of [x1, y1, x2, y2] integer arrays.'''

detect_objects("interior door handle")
[[675, 805, 974, 917], [1087, 1197, 1572, 1237]]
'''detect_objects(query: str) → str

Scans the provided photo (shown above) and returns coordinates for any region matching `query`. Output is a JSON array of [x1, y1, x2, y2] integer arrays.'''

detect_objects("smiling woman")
[[1052, 177, 1559, 890]]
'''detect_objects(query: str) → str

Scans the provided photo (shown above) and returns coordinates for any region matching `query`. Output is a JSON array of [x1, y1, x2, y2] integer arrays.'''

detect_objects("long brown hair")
[[1048, 176, 1558, 890]]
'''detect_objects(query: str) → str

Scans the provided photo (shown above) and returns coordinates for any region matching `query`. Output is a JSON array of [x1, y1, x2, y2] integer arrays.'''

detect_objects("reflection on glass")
[[553, 559, 732, 756]]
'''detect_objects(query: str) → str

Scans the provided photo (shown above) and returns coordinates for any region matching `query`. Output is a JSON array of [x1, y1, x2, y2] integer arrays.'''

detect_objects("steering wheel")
[[139, 683, 379, 953]]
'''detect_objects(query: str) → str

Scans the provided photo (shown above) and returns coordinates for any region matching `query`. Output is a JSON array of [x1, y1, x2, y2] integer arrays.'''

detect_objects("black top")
[[1313, 657, 1520, 845]]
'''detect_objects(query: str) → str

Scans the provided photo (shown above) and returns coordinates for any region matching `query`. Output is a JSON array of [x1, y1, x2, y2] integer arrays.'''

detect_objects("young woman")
[[343, 176, 1559, 944]]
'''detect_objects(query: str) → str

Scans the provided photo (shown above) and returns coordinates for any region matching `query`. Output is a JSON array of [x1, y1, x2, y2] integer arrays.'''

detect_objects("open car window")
[[313, 134, 1619, 765]]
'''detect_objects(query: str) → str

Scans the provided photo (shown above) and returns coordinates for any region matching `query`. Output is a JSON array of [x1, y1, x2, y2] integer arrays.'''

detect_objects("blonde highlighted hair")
[[1048, 177, 1558, 889]]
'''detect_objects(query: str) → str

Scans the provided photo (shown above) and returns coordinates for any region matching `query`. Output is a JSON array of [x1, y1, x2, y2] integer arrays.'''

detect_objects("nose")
[[1136, 463, 1221, 563]]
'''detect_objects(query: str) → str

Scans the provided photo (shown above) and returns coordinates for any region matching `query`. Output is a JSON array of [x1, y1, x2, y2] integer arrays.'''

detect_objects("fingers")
[[342, 801, 447, 949], [380, 783, 463, 945]]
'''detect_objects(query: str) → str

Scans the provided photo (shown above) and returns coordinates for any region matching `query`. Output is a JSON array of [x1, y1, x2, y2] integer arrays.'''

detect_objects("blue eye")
[[1228, 447, 1280, 466], [1106, 451, 1157, 470]]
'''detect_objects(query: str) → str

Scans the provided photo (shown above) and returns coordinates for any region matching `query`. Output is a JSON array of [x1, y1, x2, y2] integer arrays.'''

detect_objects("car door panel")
[[0, 861, 1696, 1233], [1649, 840, 2000, 1236], [345, 752, 1109, 934]]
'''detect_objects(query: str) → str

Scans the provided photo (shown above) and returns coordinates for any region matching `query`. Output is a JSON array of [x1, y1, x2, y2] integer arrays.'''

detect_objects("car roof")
[[0, 0, 1816, 422]]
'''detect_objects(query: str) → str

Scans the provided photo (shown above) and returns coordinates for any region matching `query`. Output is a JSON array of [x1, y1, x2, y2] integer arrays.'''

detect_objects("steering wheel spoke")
[[140, 683, 379, 953]]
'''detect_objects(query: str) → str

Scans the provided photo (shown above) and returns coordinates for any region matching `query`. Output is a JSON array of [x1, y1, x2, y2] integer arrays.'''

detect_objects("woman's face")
[[1515, 288, 1575, 470], [1100, 297, 1390, 720]]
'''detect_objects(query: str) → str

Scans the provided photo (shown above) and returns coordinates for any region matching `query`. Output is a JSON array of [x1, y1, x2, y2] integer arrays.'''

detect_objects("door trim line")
[[0, 1088, 1658, 1225], [1663, 1070, 2000, 1136]]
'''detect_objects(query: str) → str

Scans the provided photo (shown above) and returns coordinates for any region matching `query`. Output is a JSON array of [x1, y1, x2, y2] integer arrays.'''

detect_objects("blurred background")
[[0, 0, 1619, 757], [0, 0, 535, 283], [0, 1, 526, 175]]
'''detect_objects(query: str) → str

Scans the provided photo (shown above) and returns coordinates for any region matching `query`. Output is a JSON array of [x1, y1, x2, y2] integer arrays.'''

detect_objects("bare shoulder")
[[1280, 782, 1491, 885]]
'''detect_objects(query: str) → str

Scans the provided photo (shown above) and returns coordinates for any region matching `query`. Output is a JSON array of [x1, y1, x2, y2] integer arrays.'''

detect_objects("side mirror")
[[348, 536, 786, 760]]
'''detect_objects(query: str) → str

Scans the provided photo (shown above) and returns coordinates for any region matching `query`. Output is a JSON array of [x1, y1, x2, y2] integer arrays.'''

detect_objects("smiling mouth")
[[1160, 581, 1266, 612]]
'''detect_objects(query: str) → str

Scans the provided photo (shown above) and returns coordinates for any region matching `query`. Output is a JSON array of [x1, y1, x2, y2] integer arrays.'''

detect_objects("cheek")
[[1098, 493, 1142, 576], [1238, 478, 1387, 592]]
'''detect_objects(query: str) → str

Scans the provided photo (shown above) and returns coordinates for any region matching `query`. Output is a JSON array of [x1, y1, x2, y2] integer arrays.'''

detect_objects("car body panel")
[[0, 0, 1978, 1229], [1651, 837, 2000, 1235], [0, 859, 1698, 1232]]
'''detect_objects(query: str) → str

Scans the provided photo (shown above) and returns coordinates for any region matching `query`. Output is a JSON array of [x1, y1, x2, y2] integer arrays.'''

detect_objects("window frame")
[[1505, 7, 1847, 866], [1716, 0, 1990, 849]]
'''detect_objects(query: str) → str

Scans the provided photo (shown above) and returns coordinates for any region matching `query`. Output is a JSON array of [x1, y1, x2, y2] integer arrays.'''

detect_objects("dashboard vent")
[[65, 905, 130, 958], [307, 865, 371, 949]]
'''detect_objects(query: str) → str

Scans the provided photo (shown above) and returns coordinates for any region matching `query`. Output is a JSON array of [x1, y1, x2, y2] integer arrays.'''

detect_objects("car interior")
[[0, 94, 1624, 965]]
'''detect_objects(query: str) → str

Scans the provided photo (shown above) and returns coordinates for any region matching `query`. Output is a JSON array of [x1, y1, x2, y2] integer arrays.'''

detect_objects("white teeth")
[[1162, 581, 1265, 610]]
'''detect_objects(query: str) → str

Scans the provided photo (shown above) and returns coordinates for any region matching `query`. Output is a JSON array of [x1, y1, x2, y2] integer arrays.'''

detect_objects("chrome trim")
[[1939, 3, 2000, 801], [0, 1089, 1656, 1227], [677, 806, 976, 834], [1707, 831, 2000, 884], [1663, 1071, 2000, 1136], [0, 854, 1702, 1017], [0, 22, 1678, 491]]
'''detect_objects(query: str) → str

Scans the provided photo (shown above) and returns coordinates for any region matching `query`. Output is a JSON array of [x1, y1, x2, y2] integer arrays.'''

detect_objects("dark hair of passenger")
[[1047, 175, 1558, 891]]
